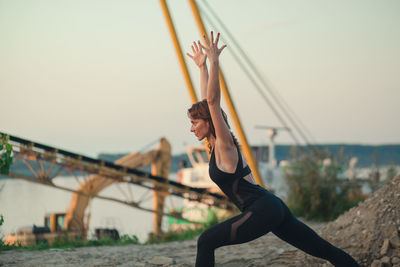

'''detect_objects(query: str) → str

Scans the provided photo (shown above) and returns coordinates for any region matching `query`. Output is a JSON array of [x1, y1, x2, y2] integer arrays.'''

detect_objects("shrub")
[[284, 147, 364, 221], [0, 134, 13, 175], [0, 234, 141, 252]]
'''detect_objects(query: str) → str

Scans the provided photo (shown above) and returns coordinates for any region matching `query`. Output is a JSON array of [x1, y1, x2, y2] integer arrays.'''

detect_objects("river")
[[0, 175, 182, 242]]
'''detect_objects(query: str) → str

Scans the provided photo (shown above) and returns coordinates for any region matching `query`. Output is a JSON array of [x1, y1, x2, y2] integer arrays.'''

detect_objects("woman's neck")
[[207, 135, 216, 150]]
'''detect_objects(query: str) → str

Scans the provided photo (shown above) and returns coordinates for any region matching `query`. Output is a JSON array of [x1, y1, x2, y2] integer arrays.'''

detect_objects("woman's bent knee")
[[197, 230, 212, 250]]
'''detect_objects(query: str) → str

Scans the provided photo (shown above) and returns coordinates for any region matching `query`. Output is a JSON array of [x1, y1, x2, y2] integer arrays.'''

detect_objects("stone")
[[381, 256, 390, 266], [392, 257, 400, 265], [381, 239, 390, 255], [390, 236, 400, 248], [148, 256, 174, 265], [371, 260, 382, 267]]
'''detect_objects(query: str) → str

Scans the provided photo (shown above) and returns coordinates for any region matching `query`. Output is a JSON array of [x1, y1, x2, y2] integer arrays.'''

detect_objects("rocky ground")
[[1, 175, 399, 267]]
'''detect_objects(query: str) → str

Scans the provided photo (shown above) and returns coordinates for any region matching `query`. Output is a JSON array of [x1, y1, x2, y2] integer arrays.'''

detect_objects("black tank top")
[[209, 147, 267, 211]]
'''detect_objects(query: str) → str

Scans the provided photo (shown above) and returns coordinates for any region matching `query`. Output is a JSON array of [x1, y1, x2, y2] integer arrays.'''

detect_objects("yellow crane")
[[5, 138, 171, 246]]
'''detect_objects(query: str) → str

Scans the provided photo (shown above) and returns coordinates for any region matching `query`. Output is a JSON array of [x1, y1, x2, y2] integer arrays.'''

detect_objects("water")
[[0, 176, 182, 242]]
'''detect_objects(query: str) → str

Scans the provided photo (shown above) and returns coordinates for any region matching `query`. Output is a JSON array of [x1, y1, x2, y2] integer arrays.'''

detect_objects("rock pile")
[[294, 174, 400, 266]]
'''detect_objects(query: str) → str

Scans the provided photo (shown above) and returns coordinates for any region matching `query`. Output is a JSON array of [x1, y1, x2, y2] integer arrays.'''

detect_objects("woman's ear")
[[206, 120, 211, 130], [206, 120, 215, 137]]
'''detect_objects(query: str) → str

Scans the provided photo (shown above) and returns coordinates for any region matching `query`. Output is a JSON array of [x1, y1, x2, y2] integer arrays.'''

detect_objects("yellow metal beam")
[[160, 0, 198, 104], [160, 0, 214, 155], [187, 0, 265, 188]]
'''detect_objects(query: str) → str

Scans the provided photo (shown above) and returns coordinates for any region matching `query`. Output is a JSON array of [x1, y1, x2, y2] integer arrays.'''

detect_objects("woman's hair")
[[188, 99, 239, 152]]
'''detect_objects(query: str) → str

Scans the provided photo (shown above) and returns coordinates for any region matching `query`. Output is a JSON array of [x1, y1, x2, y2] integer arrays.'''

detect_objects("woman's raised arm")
[[199, 32, 233, 149], [187, 41, 208, 100]]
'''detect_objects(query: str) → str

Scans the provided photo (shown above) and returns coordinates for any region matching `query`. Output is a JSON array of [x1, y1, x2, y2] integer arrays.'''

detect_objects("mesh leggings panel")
[[230, 211, 252, 242]]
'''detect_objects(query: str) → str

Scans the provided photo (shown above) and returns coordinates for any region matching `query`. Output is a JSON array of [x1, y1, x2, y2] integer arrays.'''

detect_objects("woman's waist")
[[241, 189, 277, 211]]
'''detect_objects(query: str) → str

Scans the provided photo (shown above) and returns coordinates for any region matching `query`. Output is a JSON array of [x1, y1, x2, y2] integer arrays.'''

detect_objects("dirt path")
[[0, 221, 326, 267]]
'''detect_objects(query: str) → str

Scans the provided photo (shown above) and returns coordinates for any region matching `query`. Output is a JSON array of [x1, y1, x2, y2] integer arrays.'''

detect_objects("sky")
[[1, 0, 399, 157]]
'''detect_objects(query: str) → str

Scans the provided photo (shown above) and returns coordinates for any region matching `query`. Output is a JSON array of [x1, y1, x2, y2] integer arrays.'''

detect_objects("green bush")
[[116, 234, 139, 245], [284, 147, 364, 221], [0, 134, 13, 175], [0, 233, 140, 252]]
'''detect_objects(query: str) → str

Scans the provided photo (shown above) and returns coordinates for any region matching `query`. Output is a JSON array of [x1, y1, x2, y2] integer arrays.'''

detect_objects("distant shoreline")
[[1, 144, 399, 179]]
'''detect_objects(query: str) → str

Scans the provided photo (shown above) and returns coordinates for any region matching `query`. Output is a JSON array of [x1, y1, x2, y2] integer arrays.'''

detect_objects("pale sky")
[[1, 0, 399, 157]]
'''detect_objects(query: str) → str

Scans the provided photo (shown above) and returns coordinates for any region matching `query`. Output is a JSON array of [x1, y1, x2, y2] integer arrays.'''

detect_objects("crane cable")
[[197, 5, 300, 146], [199, 0, 316, 148]]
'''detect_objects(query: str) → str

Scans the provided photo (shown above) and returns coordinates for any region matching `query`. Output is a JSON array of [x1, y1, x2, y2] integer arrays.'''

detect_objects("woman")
[[186, 31, 359, 267]]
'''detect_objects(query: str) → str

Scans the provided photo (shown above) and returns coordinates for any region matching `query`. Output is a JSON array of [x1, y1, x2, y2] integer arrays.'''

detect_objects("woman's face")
[[190, 117, 210, 141]]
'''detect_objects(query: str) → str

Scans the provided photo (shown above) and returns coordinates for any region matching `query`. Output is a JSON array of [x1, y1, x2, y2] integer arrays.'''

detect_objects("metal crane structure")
[[1, 132, 235, 245], [255, 125, 291, 167]]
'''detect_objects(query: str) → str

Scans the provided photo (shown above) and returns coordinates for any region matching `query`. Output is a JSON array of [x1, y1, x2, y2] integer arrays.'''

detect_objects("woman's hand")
[[186, 40, 207, 68], [200, 31, 226, 64]]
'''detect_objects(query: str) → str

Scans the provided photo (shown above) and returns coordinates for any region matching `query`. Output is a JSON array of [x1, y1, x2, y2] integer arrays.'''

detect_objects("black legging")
[[196, 191, 359, 267]]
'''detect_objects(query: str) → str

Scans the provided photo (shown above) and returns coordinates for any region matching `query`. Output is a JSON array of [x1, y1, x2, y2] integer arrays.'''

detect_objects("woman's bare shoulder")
[[214, 141, 238, 173]]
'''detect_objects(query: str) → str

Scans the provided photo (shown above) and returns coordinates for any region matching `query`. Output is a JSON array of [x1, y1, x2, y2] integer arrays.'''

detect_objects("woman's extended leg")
[[272, 199, 359, 266], [196, 194, 285, 267]]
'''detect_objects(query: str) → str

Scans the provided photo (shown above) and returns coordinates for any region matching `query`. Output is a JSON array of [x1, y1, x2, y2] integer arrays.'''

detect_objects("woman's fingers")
[[215, 32, 220, 46], [191, 44, 196, 54], [193, 41, 200, 53], [202, 34, 210, 47], [199, 32, 225, 55], [186, 52, 194, 59], [199, 41, 207, 51], [218, 44, 227, 54], [197, 40, 202, 52]]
